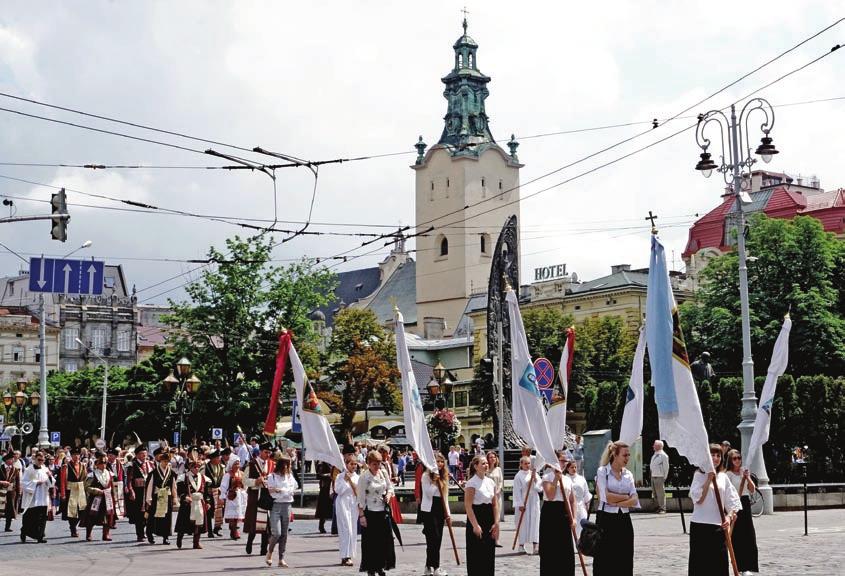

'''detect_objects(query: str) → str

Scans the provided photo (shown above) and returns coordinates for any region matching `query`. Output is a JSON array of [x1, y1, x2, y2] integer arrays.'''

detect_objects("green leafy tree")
[[681, 215, 845, 376], [164, 235, 336, 436], [321, 308, 400, 441]]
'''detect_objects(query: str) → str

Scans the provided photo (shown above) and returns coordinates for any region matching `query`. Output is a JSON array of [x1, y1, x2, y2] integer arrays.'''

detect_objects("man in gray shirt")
[[649, 440, 670, 513]]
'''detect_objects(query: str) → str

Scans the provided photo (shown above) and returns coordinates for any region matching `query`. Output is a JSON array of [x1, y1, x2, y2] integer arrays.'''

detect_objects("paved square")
[[0, 509, 841, 575]]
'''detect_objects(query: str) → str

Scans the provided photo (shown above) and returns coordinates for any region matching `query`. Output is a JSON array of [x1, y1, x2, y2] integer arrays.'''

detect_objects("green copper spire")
[[437, 18, 495, 153]]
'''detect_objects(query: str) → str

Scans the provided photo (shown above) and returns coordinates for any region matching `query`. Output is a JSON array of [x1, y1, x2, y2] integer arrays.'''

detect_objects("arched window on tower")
[[469, 53, 474, 68], [480, 233, 490, 255], [439, 236, 449, 258]]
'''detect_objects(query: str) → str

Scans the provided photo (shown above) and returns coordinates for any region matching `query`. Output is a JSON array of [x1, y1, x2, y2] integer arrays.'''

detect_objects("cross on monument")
[[645, 210, 659, 234], [461, 6, 469, 32]]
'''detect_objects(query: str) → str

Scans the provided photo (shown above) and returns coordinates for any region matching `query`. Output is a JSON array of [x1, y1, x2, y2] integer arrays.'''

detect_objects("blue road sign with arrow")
[[29, 257, 104, 295]]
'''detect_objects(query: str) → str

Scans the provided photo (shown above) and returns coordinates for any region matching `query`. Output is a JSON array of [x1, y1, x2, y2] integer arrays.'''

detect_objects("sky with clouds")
[[0, 1, 842, 304]]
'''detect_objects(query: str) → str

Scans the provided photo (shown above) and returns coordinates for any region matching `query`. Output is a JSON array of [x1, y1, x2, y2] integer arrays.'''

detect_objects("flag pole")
[[511, 468, 534, 550], [438, 479, 460, 565], [711, 476, 740, 576], [559, 475, 588, 576]]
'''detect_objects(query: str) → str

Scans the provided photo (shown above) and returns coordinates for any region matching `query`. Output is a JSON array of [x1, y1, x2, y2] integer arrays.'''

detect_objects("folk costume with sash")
[[126, 453, 153, 541], [1, 454, 21, 531], [144, 461, 177, 543], [60, 460, 88, 537], [175, 469, 208, 549], [204, 456, 225, 537], [107, 454, 125, 524], [82, 468, 117, 540], [243, 454, 274, 555]]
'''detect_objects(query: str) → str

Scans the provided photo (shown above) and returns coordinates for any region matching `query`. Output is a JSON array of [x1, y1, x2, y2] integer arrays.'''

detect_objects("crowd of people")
[[0, 436, 760, 575]]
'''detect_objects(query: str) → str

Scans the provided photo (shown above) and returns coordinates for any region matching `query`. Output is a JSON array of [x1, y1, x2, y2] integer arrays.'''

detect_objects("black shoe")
[[207, 532, 215, 538], [147, 535, 155, 544], [162, 538, 170, 545], [246, 542, 253, 555], [177, 535, 183, 549], [20, 533, 26, 543], [213, 527, 222, 536], [4, 528, 13, 532], [37, 538, 47, 543], [259, 547, 267, 556]]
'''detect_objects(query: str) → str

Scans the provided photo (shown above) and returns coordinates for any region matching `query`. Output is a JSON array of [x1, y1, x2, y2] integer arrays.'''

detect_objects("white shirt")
[[237, 444, 251, 466], [357, 468, 393, 512], [541, 470, 573, 501], [266, 472, 297, 503], [690, 471, 741, 525], [596, 465, 639, 513], [725, 470, 752, 496], [650, 450, 670, 478], [22, 465, 53, 509], [465, 475, 495, 505], [448, 450, 459, 466], [420, 472, 448, 513]]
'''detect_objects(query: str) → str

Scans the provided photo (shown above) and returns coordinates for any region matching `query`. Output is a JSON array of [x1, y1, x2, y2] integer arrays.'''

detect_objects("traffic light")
[[50, 187, 68, 242]]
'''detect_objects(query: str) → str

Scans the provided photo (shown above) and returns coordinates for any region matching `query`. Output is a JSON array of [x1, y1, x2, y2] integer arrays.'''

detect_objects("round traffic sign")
[[533, 357, 554, 389], [95, 438, 106, 449]]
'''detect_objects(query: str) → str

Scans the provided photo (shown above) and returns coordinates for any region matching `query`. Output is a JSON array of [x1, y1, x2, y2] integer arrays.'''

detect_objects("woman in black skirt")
[[420, 453, 451, 576], [539, 451, 576, 576], [725, 450, 759, 574], [465, 454, 499, 576], [688, 444, 741, 576], [593, 441, 639, 575], [357, 451, 396, 576]]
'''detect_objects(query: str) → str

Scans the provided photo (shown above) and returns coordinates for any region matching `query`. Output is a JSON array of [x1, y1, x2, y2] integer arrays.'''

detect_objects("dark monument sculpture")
[[486, 214, 522, 449]]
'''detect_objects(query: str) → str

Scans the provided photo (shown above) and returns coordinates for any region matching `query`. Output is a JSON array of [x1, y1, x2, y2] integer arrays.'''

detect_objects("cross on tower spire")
[[645, 210, 659, 234], [461, 6, 469, 33]]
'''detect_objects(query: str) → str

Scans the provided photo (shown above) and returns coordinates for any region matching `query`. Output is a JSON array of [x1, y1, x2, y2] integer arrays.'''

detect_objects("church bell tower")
[[412, 18, 522, 338]]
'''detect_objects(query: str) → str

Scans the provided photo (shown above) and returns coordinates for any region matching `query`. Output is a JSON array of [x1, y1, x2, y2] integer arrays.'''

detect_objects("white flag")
[[646, 235, 714, 473], [289, 342, 345, 472], [747, 315, 792, 470], [548, 327, 574, 450], [394, 309, 438, 473], [507, 290, 561, 471], [618, 328, 646, 445]]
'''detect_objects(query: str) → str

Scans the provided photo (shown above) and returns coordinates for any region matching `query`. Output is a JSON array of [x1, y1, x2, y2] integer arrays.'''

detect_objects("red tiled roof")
[[684, 186, 845, 258]]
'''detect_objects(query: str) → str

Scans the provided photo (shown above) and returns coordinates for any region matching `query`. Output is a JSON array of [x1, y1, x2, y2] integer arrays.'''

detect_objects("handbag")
[[257, 487, 274, 511], [577, 519, 603, 557]]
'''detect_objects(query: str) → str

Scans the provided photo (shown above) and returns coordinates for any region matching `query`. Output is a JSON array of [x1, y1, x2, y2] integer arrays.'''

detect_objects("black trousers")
[[21, 506, 47, 541], [423, 496, 446, 569], [593, 510, 634, 575], [246, 529, 269, 554], [68, 516, 80, 535], [539, 501, 574, 576], [689, 521, 728, 576], [731, 495, 759, 572], [466, 503, 495, 576]]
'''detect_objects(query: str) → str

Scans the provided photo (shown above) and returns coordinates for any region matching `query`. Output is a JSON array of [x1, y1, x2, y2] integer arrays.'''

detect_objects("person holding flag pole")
[[505, 287, 587, 576], [394, 307, 460, 573], [645, 229, 741, 576]]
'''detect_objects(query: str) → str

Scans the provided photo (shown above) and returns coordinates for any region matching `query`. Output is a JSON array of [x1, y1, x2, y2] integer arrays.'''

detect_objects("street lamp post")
[[75, 338, 108, 441], [3, 377, 41, 450], [426, 360, 453, 450], [162, 358, 201, 448], [694, 97, 779, 514]]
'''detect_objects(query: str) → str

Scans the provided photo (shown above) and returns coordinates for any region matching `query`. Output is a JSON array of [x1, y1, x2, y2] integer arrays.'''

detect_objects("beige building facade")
[[0, 307, 60, 390]]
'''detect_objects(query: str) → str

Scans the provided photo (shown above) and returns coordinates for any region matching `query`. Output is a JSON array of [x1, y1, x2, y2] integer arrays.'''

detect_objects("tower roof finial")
[[461, 6, 469, 34]]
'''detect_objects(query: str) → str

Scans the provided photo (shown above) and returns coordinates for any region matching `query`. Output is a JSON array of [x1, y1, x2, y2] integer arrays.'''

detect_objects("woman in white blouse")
[[464, 454, 498, 576], [485, 450, 504, 546], [334, 454, 359, 567], [357, 450, 396, 576], [593, 441, 639, 576], [539, 451, 576, 576], [420, 453, 451, 576], [512, 455, 542, 554], [689, 444, 741, 576], [725, 449, 758, 574], [265, 455, 297, 568], [565, 459, 592, 538]]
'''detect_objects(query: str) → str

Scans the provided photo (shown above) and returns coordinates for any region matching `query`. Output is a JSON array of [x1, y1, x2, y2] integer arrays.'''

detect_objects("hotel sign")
[[534, 263, 567, 281]]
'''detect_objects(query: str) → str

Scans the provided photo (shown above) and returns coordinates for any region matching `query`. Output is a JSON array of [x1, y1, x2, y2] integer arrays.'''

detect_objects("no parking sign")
[[533, 357, 555, 403]]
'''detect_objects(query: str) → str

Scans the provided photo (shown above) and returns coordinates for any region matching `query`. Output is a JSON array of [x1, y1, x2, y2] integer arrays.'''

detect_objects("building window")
[[439, 236, 449, 257], [498, 179, 503, 190], [453, 391, 468, 408], [35, 352, 41, 363], [12, 345, 24, 362], [104, 276, 115, 289], [574, 305, 581, 310], [431, 181, 434, 191], [91, 328, 106, 353], [117, 330, 131, 352], [480, 233, 490, 255], [446, 178, 450, 188], [64, 327, 80, 349], [64, 361, 78, 373], [481, 177, 486, 188]]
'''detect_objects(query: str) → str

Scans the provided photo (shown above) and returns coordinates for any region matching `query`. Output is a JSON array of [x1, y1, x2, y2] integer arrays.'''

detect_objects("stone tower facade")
[[413, 19, 522, 338]]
